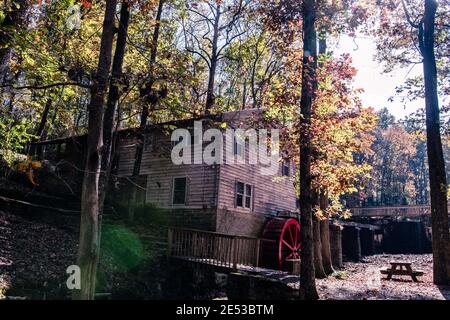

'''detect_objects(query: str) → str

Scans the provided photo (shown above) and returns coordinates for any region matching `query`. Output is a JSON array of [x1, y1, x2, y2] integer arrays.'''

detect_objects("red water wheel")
[[260, 218, 301, 270]]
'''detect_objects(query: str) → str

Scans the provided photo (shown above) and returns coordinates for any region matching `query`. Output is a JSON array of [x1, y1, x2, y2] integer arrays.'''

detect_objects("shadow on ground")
[[438, 286, 450, 300]]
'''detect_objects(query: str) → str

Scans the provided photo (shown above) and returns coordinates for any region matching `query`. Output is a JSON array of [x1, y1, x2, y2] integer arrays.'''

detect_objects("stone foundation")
[[227, 272, 298, 300], [216, 208, 266, 237]]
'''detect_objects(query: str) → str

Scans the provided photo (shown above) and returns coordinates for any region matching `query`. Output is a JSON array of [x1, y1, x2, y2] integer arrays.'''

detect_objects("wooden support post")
[[360, 228, 375, 256], [167, 228, 173, 257], [342, 226, 361, 261], [232, 239, 237, 270], [255, 239, 260, 267], [192, 232, 198, 261], [329, 223, 343, 268]]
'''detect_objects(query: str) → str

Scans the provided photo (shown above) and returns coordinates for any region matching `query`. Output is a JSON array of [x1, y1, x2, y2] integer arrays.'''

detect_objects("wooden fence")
[[349, 205, 450, 217], [167, 227, 274, 269]]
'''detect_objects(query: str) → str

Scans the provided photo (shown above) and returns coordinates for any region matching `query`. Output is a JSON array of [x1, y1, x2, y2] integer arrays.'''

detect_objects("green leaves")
[[0, 118, 35, 167]]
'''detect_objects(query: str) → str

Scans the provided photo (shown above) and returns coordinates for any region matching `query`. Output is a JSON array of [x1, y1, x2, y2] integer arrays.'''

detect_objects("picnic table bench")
[[380, 261, 424, 282]]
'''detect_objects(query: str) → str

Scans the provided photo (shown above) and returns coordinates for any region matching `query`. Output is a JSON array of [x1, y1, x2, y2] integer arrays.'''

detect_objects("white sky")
[[331, 35, 424, 120]]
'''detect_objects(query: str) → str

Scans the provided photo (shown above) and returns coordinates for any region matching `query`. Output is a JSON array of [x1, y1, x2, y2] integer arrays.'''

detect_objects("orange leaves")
[[309, 54, 377, 205], [250, 47, 377, 213], [79, 0, 92, 9], [381, 126, 417, 157], [15, 156, 42, 186]]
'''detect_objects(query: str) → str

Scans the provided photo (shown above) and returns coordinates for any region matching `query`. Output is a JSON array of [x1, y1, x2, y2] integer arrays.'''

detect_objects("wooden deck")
[[167, 227, 301, 291], [168, 227, 276, 270]]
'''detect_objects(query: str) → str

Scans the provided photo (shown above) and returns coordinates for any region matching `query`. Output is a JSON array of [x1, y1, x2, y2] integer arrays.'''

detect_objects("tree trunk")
[[318, 28, 326, 58], [242, 79, 247, 110], [128, 0, 164, 221], [74, 0, 117, 300], [315, 28, 333, 277], [319, 192, 334, 274], [312, 192, 326, 278], [0, 0, 29, 83], [329, 223, 343, 269], [421, 0, 450, 285], [299, 0, 319, 300], [251, 53, 258, 108], [35, 99, 52, 140], [99, 2, 131, 212], [205, 4, 221, 113], [313, 216, 327, 278], [29, 98, 52, 158]]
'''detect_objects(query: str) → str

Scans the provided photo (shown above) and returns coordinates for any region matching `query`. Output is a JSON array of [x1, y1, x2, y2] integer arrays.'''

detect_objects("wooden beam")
[[349, 205, 450, 217]]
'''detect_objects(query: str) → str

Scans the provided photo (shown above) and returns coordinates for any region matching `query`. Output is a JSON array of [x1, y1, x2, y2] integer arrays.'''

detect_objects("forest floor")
[[316, 254, 450, 300], [1, 209, 450, 300], [0, 209, 165, 299], [0, 210, 77, 299]]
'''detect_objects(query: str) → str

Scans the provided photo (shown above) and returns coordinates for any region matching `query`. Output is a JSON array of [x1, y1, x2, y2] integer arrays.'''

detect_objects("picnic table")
[[380, 261, 424, 282]]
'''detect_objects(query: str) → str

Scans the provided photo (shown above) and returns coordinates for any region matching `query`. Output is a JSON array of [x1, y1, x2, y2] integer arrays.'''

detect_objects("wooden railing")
[[349, 205, 450, 217], [168, 227, 274, 269]]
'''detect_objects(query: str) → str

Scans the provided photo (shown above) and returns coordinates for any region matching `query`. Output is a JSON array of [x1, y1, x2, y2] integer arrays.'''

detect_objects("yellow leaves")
[[265, 57, 378, 203], [314, 208, 323, 219], [341, 209, 352, 220], [37, 0, 91, 9], [413, 130, 426, 141], [24, 55, 36, 67]]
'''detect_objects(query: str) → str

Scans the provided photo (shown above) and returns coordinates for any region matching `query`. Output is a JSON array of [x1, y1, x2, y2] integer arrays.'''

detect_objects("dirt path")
[[317, 254, 450, 300]]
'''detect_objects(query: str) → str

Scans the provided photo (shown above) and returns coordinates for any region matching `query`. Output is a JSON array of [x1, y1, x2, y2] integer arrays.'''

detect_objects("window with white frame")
[[282, 160, 290, 176], [234, 135, 244, 157], [172, 177, 187, 205], [235, 181, 253, 209]]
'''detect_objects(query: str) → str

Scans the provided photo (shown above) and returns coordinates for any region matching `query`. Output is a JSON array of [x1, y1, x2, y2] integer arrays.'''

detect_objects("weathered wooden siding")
[[216, 130, 297, 237], [216, 208, 266, 237], [216, 169, 297, 236], [217, 162, 297, 215], [114, 110, 298, 237], [115, 135, 137, 176], [167, 208, 217, 231], [116, 130, 219, 210]]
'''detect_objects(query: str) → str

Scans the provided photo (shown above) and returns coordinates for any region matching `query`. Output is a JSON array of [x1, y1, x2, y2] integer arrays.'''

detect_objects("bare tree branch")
[[401, 0, 420, 28], [0, 82, 90, 90]]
